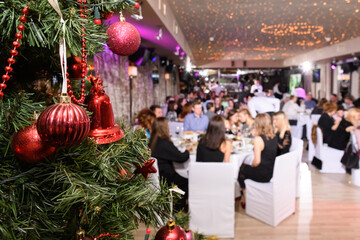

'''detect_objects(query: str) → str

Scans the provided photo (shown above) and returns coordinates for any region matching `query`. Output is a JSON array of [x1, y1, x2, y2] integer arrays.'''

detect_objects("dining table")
[[171, 134, 254, 180]]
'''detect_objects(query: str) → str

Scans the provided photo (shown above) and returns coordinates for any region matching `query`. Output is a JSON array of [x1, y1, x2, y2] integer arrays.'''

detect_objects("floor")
[[134, 158, 360, 240]]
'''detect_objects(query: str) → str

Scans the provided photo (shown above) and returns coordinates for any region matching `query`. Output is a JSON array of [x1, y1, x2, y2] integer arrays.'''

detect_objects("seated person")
[[238, 108, 255, 138], [150, 104, 163, 118], [166, 100, 178, 122], [317, 102, 339, 145], [311, 98, 327, 115], [332, 105, 345, 121], [183, 100, 209, 133], [273, 111, 292, 156], [237, 113, 278, 209], [135, 108, 156, 139], [282, 95, 305, 125], [225, 109, 241, 135], [329, 108, 360, 150], [178, 103, 192, 122], [150, 117, 190, 210], [205, 102, 216, 120], [197, 115, 232, 162]]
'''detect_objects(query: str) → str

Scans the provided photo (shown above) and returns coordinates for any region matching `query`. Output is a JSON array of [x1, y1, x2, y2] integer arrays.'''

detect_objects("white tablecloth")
[[174, 150, 253, 179]]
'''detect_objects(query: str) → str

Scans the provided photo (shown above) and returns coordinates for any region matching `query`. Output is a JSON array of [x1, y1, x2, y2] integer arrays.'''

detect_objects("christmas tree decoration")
[[11, 123, 56, 164], [68, 0, 89, 104], [133, 158, 157, 179], [68, 56, 88, 79], [94, 7, 101, 25], [102, 10, 114, 19], [0, 5, 29, 99], [37, 94, 90, 147], [106, 13, 141, 56], [185, 229, 193, 240], [154, 220, 187, 240], [86, 75, 124, 144]]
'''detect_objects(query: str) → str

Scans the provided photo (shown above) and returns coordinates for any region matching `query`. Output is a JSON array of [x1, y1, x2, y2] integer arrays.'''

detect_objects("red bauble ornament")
[[37, 94, 90, 147], [102, 10, 114, 19], [86, 75, 124, 144], [94, 19, 101, 25], [133, 158, 157, 179], [11, 124, 56, 164], [134, 2, 140, 8], [106, 17, 141, 56], [154, 220, 186, 240], [68, 56, 88, 78]]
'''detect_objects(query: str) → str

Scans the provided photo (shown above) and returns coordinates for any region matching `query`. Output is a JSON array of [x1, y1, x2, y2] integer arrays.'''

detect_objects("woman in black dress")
[[317, 102, 339, 145], [273, 111, 292, 156], [238, 113, 278, 208], [197, 115, 232, 162], [329, 108, 360, 150], [149, 117, 190, 210]]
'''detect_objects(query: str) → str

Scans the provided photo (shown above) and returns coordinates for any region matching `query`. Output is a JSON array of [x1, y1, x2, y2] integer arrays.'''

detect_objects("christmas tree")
[[0, 1, 182, 239]]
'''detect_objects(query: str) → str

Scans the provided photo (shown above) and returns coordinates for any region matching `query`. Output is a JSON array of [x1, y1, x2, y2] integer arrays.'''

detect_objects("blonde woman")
[[238, 108, 254, 137], [273, 111, 292, 156], [237, 113, 278, 209], [329, 108, 360, 150]]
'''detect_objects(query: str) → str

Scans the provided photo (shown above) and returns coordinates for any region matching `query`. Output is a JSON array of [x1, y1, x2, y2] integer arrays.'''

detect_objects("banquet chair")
[[315, 127, 346, 173], [245, 151, 297, 227], [290, 137, 305, 198], [189, 162, 235, 238], [350, 131, 360, 187], [168, 121, 184, 137], [148, 158, 160, 190], [290, 124, 303, 140], [307, 114, 321, 162]]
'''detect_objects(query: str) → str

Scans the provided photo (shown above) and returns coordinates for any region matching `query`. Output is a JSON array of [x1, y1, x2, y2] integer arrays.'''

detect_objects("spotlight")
[[301, 61, 313, 72]]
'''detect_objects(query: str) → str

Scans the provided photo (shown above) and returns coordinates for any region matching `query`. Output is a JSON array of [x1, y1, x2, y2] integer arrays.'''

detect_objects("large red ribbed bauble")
[[106, 20, 141, 56], [37, 95, 90, 147], [154, 220, 186, 240], [11, 124, 56, 164]]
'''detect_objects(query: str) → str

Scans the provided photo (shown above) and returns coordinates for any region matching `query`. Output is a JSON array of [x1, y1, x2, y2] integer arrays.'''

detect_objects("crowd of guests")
[[133, 81, 360, 211]]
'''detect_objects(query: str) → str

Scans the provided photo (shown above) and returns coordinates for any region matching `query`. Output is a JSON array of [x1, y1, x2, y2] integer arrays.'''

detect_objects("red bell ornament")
[[86, 76, 124, 144], [154, 220, 186, 240], [106, 14, 141, 56], [37, 94, 90, 147], [11, 124, 56, 164]]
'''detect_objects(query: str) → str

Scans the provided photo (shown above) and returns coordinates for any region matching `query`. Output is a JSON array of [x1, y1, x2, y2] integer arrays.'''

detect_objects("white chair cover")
[[308, 114, 321, 161], [245, 151, 297, 227], [290, 137, 304, 198], [189, 162, 235, 238], [315, 127, 345, 173], [350, 132, 360, 186], [168, 121, 184, 137]]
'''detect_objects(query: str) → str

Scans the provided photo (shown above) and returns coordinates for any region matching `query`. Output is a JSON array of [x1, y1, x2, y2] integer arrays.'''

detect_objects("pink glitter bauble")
[[106, 21, 141, 56]]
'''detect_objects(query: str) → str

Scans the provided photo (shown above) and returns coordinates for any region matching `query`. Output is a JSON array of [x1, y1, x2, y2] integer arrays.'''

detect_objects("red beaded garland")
[[19, 16, 27, 23], [13, 41, 21, 48], [17, 24, 25, 31], [67, 0, 87, 104], [0, 6, 29, 99], [10, 49, 18, 56], [15, 33, 23, 39], [8, 58, 16, 64], [0, 83, 7, 90], [5, 66, 13, 73]]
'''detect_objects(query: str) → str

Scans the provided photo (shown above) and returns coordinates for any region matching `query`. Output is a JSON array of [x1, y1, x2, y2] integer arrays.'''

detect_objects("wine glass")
[[175, 126, 180, 136]]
